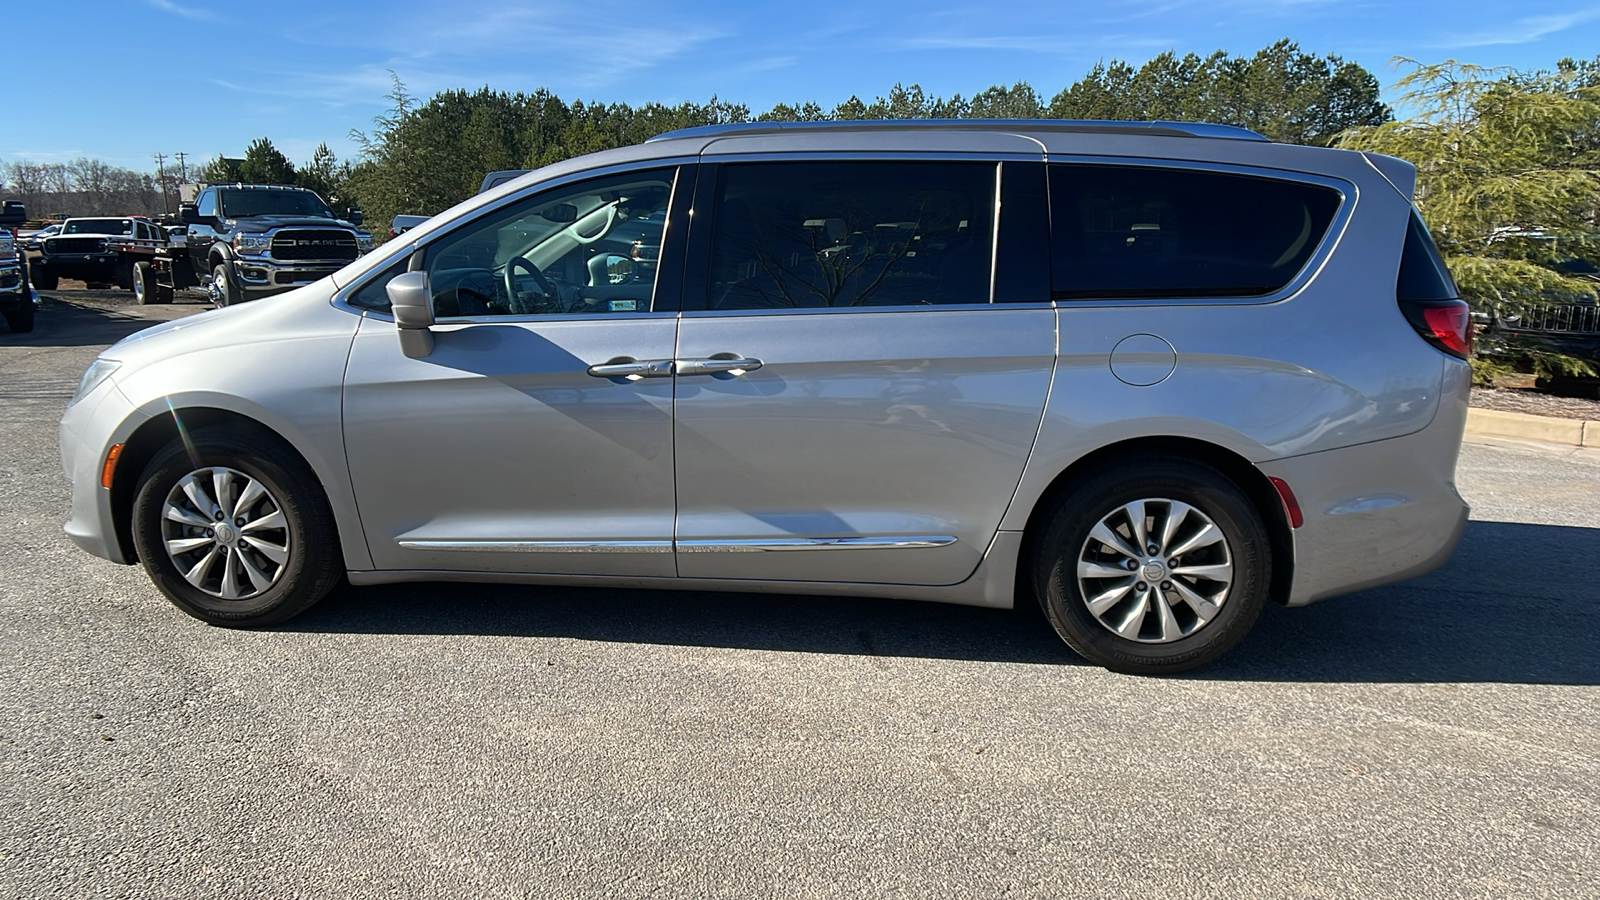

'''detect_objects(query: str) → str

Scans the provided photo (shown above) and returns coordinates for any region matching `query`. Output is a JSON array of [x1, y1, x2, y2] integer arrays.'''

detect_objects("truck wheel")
[[3, 295, 34, 333], [32, 271, 58, 291], [133, 262, 160, 305], [116, 261, 135, 291], [211, 263, 242, 308]]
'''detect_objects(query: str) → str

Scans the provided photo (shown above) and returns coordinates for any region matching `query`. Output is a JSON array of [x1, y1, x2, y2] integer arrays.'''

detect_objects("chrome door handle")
[[586, 357, 674, 379], [675, 356, 764, 376]]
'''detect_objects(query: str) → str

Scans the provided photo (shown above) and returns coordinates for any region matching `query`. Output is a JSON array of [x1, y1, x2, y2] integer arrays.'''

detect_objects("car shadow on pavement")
[[288, 519, 1599, 684], [0, 295, 203, 347]]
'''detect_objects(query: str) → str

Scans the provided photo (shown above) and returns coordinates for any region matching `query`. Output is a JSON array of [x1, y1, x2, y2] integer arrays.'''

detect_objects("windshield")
[[218, 189, 334, 219], [63, 219, 134, 235]]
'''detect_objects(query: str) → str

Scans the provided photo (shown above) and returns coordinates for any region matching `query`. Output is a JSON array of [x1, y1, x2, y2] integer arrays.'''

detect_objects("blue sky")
[[9, 0, 1600, 175]]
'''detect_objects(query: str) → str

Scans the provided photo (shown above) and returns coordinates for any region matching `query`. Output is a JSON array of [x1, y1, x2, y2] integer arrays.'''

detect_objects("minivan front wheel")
[[1035, 457, 1269, 674], [131, 427, 341, 627]]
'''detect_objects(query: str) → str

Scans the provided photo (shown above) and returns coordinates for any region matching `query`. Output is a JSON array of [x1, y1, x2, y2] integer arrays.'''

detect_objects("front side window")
[[423, 168, 676, 319], [195, 190, 217, 218], [1049, 164, 1342, 300], [707, 161, 995, 310]]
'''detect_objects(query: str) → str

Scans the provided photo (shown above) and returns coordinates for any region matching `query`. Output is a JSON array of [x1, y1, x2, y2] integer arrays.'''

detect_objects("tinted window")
[[196, 191, 217, 217], [1396, 211, 1459, 301], [707, 161, 994, 309], [347, 258, 413, 312], [425, 168, 675, 319], [218, 189, 333, 219], [1049, 164, 1341, 299]]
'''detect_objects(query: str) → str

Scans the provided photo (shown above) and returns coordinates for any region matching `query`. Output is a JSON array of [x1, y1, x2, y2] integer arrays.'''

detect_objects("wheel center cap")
[[214, 522, 237, 544], [1142, 559, 1168, 582]]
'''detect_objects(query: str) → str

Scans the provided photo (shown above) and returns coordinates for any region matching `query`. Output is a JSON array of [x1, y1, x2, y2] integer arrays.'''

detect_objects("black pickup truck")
[[178, 184, 371, 306], [1, 200, 32, 332]]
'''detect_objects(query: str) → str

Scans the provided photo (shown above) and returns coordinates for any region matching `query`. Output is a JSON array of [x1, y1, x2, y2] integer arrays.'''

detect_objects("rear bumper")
[[1264, 358, 1472, 607]]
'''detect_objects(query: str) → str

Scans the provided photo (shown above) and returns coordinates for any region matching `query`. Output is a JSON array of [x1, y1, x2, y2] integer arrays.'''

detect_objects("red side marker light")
[[1267, 476, 1303, 529]]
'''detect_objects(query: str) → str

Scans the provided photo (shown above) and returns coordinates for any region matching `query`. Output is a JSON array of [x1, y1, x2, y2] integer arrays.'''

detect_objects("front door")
[[342, 166, 687, 577]]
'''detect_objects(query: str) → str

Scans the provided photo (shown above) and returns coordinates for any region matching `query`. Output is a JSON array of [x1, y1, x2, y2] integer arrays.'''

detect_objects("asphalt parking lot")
[[2, 293, 1597, 899]]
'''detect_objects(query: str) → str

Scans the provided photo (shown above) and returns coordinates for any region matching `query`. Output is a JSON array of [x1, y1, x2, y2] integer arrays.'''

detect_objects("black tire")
[[116, 260, 135, 291], [3, 294, 34, 333], [211, 262, 242, 308], [31, 270, 57, 291], [156, 285, 174, 304], [132, 261, 160, 305], [1033, 455, 1270, 674], [130, 426, 342, 627]]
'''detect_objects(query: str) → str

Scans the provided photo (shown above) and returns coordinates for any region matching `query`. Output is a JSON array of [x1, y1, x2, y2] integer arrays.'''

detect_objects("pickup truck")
[[30, 216, 168, 291], [0, 200, 31, 332], [179, 183, 371, 306]]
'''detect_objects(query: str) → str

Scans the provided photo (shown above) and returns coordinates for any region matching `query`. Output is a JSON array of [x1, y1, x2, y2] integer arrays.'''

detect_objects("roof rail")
[[648, 119, 1269, 144]]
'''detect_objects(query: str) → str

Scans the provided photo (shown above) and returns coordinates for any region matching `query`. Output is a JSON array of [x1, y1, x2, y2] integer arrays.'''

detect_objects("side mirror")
[[539, 203, 578, 224], [386, 270, 435, 359], [0, 201, 25, 226], [179, 203, 200, 225], [346, 207, 364, 226]]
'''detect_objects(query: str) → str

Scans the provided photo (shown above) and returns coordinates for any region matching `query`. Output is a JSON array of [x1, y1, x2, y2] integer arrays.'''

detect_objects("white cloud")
[[143, 0, 218, 22], [1433, 8, 1600, 48]]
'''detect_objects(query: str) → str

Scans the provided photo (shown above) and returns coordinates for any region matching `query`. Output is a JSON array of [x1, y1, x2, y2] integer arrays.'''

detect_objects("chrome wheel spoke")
[[1112, 595, 1149, 639], [1079, 559, 1137, 580], [1168, 523, 1223, 558], [241, 535, 288, 565], [236, 549, 275, 593], [211, 469, 236, 517], [165, 535, 214, 555], [1086, 582, 1136, 616], [1122, 501, 1152, 552], [181, 548, 219, 589], [218, 548, 244, 600], [164, 502, 212, 528], [178, 474, 216, 518], [1088, 521, 1140, 560], [1170, 578, 1221, 623], [232, 477, 267, 519], [1172, 562, 1233, 585], [1158, 501, 1194, 555], [1153, 589, 1181, 642], [240, 510, 284, 534]]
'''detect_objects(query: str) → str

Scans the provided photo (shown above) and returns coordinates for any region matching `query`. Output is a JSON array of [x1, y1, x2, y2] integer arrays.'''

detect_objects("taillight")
[[1399, 298, 1473, 360]]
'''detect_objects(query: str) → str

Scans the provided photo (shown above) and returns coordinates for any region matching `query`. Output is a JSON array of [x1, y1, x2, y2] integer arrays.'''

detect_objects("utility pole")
[[174, 151, 189, 183], [154, 153, 172, 215]]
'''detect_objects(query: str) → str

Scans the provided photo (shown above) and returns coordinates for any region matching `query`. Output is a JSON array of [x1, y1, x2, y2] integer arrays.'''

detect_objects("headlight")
[[356, 233, 375, 252], [69, 359, 121, 408], [96, 238, 110, 252], [234, 233, 273, 256], [0, 238, 15, 262]]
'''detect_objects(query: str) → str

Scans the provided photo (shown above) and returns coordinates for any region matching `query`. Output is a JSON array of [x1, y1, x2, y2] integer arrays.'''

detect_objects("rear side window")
[[707, 161, 995, 309], [1396, 211, 1459, 300], [1049, 164, 1342, 300]]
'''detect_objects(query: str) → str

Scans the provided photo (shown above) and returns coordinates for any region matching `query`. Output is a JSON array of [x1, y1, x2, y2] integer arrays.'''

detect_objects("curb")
[[1466, 407, 1598, 448]]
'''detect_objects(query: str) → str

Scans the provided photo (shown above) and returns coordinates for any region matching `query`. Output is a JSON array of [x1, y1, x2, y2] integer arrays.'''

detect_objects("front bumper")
[[231, 256, 353, 297], [60, 380, 145, 565], [0, 260, 25, 305], [35, 252, 119, 281]]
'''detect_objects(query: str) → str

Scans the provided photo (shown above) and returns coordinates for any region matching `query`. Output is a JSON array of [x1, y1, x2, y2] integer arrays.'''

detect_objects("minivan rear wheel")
[[131, 426, 341, 627], [1035, 456, 1269, 674]]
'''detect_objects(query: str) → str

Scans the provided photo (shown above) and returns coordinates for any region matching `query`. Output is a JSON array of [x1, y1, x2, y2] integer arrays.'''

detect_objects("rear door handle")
[[586, 357, 675, 379], [675, 355, 763, 376]]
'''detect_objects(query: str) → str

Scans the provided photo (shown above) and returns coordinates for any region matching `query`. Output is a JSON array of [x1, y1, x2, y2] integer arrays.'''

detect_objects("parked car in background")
[[59, 120, 1473, 674], [31, 216, 168, 291], [478, 170, 529, 194], [389, 215, 428, 240], [24, 223, 61, 251], [1, 201, 32, 332], [163, 224, 188, 250], [179, 184, 371, 306]]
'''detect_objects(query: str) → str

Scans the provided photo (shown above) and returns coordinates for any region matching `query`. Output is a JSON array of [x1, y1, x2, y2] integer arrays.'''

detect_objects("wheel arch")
[[1013, 435, 1296, 607], [107, 407, 342, 568]]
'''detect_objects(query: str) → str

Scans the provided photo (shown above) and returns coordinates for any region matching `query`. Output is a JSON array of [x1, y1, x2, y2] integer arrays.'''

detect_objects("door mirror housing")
[[386, 270, 435, 358], [346, 207, 364, 226], [0, 201, 25, 226], [179, 203, 200, 226]]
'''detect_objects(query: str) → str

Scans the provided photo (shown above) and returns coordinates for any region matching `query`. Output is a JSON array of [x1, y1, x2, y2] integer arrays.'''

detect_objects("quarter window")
[[707, 161, 995, 309], [1049, 164, 1341, 300]]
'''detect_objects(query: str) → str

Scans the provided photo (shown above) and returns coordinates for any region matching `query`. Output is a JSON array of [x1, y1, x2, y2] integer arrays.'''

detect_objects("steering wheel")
[[505, 255, 559, 314]]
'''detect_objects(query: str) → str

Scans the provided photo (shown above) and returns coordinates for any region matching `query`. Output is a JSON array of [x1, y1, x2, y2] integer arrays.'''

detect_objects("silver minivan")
[[59, 120, 1472, 673]]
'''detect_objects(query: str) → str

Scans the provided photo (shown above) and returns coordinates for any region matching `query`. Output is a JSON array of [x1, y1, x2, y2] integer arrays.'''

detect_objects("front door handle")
[[586, 357, 674, 379], [675, 355, 764, 376]]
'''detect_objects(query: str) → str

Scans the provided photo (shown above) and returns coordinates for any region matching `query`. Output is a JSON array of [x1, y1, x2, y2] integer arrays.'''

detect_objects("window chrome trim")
[[1044, 155, 1356, 308], [679, 303, 1049, 320], [698, 150, 1042, 165], [332, 156, 698, 319], [398, 540, 673, 553], [676, 536, 958, 553]]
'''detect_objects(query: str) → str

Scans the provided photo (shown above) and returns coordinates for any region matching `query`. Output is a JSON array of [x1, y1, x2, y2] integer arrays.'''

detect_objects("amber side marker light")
[[1267, 476, 1304, 529], [101, 444, 124, 489]]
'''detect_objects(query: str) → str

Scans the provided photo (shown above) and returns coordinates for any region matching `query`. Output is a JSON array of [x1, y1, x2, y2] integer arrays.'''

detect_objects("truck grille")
[[46, 238, 106, 254], [270, 230, 359, 262], [1503, 303, 1600, 336]]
